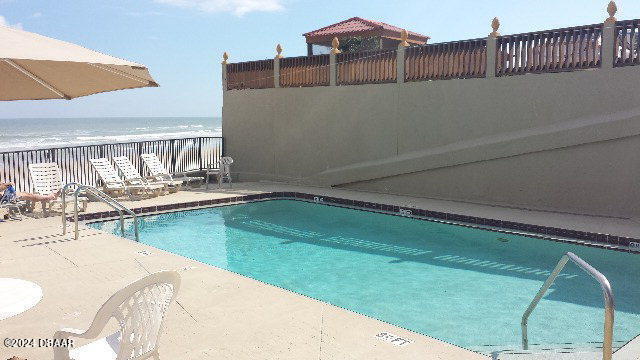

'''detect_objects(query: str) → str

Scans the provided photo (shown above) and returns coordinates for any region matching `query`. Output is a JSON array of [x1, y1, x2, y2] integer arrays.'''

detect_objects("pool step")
[[470, 342, 628, 359], [611, 334, 640, 360], [494, 349, 601, 360], [491, 340, 636, 360]]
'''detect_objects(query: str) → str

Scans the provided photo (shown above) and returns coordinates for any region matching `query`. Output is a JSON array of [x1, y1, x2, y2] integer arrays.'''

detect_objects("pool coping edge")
[[72, 191, 640, 254]]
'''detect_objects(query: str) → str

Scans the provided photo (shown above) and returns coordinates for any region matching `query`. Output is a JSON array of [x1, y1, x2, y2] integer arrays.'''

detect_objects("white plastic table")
[[0, 278, 43, 320]]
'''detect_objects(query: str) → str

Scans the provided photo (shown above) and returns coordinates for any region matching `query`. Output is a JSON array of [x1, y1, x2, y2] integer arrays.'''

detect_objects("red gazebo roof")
[[303, 17, 429, 44]]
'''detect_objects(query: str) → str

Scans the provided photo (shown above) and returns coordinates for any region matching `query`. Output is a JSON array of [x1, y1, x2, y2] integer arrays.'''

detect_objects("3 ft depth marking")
[[375, 332, 412, 347]]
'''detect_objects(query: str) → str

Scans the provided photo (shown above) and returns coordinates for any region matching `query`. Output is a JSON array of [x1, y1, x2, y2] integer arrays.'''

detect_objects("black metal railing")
[[0, 137, 223, 192]]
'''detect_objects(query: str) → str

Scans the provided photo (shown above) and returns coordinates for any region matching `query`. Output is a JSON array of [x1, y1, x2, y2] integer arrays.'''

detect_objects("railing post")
[[397, 29, 409, 84], [221, 52, 228, 91], [198, 137, 203, 170], [169, 139, 176, 172], [602, 1, 618, 69], [330, 37, 340, 86], [486, 17, 500, 77], [274, 44, 283, 88]]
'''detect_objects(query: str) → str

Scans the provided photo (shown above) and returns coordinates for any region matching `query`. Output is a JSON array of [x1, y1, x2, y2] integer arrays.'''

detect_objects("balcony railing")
[[405, 38, 486, 81], [496, 23, 603, 76], [0, 137, 223, 192], [337, 49, 397, 85], [615, 19, 640, 67], [223, 14, 640, 91], [280, 54, 330, 87], [227, 59, 274, 90]]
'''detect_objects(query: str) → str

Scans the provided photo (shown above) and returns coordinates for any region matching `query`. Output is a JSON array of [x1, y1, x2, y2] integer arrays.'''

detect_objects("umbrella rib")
[[89, 63, 157, 86], [2, 59, 71, 100]]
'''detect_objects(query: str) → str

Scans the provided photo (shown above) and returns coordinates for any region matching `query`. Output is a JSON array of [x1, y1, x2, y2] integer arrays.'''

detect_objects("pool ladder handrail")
[[521, 252, 614, 360], [61, 183, 139, 241]]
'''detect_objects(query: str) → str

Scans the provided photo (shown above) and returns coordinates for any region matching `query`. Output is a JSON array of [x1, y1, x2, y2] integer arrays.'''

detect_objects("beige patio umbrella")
[[0, 24, 158, 101]]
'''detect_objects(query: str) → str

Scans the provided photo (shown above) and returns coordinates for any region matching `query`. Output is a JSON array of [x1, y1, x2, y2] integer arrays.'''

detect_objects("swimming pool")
[[90, 199, 640, 353]]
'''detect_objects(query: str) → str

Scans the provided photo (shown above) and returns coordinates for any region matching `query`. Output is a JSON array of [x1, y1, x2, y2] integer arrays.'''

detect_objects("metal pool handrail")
[[521, 252, 614, 360], [61, 183, 139, 242], [61, 182, 80, 233]]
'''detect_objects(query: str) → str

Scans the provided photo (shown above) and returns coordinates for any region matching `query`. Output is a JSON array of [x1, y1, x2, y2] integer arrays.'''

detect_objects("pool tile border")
[[74, 191, 640, 254]]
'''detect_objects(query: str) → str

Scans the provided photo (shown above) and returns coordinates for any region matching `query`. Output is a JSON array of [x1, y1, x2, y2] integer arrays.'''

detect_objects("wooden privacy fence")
[[279, 54, 330, 87], [226, 59, 274, 90], [0, 137, 223, 193], [337, 49, 397, 85], [405, 39, 486, 81], [496, 23, 603, 76], [615, 19, 640, 66]]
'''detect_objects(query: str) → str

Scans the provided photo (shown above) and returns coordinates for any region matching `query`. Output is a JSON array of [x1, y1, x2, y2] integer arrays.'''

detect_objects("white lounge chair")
[[140, 153, 201, 188], [89, 158, 153, 198], [28, 163, 87, 215], [205, 156, 233, 189], [53, 271, 181, 360], [112, 156, 175, 194]]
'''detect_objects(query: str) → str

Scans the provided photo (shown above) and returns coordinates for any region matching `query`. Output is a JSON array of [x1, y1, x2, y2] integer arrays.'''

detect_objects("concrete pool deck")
[[1, 182, 639, 359]]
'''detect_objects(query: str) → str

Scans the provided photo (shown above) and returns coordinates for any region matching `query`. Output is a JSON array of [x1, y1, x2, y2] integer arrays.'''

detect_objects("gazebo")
[[303, 17, 429, 55]]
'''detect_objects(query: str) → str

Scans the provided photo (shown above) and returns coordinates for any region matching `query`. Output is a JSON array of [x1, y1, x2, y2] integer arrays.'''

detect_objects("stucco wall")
[[222, 66, 640, 218]]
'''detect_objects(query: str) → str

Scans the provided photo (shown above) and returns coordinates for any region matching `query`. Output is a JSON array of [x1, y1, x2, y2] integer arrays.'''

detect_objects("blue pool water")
[[90, 200, 640, 352]]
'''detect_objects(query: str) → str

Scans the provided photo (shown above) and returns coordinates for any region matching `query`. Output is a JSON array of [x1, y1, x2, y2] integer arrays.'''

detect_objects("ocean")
[[0, 117, 222, 152]]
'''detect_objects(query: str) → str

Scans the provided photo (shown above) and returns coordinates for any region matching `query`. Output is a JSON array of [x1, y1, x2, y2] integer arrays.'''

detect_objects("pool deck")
[[1, 182, 639, 360]]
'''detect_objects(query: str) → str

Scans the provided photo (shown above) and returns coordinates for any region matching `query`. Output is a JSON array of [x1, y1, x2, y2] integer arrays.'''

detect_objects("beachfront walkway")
[[2, 183, 640, 359]]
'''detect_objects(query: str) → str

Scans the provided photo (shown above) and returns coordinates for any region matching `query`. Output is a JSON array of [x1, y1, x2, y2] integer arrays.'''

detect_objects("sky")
[[0, 0, 639, 119]]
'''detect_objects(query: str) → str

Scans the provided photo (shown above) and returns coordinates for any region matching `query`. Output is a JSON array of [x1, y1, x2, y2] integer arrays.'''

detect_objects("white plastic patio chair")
[[140, 153, 201, 188], [89, 158, 149, 198], [112, 156, 166, 196], [28, 163, 87, 215], [113, 156, 176, 194], [205, 156, 233, 189], [53, 271, 181, 360]]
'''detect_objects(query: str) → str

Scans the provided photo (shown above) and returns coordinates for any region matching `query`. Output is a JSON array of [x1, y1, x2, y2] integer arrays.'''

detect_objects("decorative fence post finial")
[[222, 52, 229, 65], [605, 1, 617, 24], [400, 29, 410, 47], [331, 37, 341, 55], [275, 44, 283, 59], [490, 17, 500, 37]]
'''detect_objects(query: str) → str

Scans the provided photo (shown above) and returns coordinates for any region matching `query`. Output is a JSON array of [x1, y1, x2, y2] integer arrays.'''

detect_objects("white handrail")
[[521, 252, 614, 360], [61, 183, 139, 242]]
